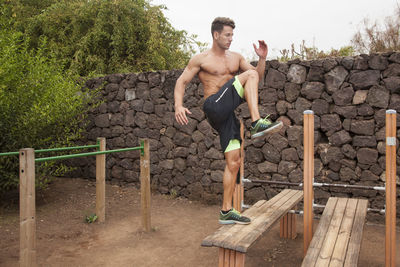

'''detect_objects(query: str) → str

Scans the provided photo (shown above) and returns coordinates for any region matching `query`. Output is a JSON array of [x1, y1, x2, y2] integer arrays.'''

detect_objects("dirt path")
[[0, 178, 399, 266]]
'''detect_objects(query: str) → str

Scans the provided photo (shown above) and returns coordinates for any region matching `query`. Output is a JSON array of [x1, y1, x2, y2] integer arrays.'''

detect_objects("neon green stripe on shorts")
[[225, 139, 241, 153], [233, 76, 244, 98]]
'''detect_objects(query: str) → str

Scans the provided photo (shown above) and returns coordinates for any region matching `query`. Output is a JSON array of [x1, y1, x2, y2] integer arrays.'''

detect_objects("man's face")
[[214, 25, 233, 50]]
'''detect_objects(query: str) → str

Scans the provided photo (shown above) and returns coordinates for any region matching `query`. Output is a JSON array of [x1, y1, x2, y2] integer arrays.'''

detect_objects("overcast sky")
[[150, 0, 398, 59]]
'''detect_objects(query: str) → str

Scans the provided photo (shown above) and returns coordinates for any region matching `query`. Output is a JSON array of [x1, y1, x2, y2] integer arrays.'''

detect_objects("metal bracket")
[[96, 139, 100, 151], [140, 140, 144, 156], [386, 137, 396, 146]]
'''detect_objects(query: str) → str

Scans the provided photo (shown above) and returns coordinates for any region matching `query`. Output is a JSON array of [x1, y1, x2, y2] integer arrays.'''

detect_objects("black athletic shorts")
[[202, 76, 244, 152]]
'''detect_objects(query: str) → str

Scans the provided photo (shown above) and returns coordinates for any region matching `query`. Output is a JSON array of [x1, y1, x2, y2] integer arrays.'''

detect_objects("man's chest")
[[200, 57, 240, 75]]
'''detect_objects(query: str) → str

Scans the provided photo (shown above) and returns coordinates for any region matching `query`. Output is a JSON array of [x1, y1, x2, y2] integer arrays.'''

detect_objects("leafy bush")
[[0, 27, 98, 192], [15, 0, 205, 76]]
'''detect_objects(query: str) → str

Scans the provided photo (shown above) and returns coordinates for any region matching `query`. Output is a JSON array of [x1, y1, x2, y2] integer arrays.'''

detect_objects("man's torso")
[[197, 50, 241, 99]]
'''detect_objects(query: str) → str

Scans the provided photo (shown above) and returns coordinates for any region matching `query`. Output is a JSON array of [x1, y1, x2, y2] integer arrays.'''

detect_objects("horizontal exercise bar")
[[0, 151, 19, 156], [313, 182, 386, 191], [243, 179, 302, 187], [288, 210, 304, 215], [35, 146, 144, 162], [0, 144, 100, 157], [245, 179, 386, 191], [289, 208, 385, 215], [34, 144, 100, 153], [241, 204, 250, 209], [368, 208, 386, 215]]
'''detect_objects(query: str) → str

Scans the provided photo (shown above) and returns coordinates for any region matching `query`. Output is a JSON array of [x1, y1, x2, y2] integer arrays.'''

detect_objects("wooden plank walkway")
[[302, 197, 368, 267], [202, 189, 303, 253]]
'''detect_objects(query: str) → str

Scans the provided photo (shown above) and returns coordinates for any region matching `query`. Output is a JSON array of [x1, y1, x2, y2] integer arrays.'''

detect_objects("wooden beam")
[[96, 137, 106, 222], [140, 139, 151, 232], [303, 110, 314, 255], [385, 110, 396, 267], [19, 148, 37, 267]]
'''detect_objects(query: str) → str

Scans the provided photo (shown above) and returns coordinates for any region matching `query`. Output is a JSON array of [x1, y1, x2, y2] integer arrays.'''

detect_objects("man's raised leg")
[[237, 69, 261, 122], [237, 70, 283, 139]]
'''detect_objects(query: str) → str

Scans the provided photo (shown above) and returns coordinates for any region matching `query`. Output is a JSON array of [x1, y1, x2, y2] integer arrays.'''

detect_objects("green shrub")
[[18, 0, 205, 76], [0, 28, 98, 192]]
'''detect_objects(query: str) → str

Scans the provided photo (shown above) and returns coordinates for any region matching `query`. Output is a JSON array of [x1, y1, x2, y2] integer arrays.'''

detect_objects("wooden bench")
[[202, 189, 303, 266], [302, 197, 369, 267]]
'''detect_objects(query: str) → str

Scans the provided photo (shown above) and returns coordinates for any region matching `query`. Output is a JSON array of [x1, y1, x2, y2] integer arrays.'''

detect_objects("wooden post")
[[240, 120, 245, 212], [233, 120, 245, 212], [140, 139, 151, 232], [235, 252, 245, 267], [218, 248, 225, 267], [96, 137, 106, 222], [385, 110, 396, 267], [303, 110, 314, 256], [19, 148, 36, 267], [291, 206, 297, 239], [280, 208, 297, 239], [218, 248, 245, 267]]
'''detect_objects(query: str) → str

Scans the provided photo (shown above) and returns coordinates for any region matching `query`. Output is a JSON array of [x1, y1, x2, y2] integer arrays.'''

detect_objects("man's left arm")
[[253, 40, 268, 80], [239, 40, 268, 80]]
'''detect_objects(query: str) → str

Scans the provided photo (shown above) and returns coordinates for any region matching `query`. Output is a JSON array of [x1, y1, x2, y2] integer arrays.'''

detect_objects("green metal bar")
[[0, 151, 19, 156], [35, 146, 144, 162], [35, 144, 100, 153], [0, 144, 100, 157]]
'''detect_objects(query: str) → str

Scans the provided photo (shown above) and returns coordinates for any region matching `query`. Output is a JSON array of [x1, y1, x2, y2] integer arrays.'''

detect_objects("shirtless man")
[[174, 17, 282, 224]]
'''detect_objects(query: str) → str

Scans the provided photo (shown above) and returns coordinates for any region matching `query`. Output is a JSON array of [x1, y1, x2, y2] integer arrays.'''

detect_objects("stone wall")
[[73, 52, 400, 218]]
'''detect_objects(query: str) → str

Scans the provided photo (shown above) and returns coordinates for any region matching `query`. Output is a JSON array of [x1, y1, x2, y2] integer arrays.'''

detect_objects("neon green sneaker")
[[250, 115, 283, 139], [219, 208, 251, 225]]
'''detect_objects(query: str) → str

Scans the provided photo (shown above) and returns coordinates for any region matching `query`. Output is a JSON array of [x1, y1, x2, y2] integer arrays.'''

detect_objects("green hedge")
[[0, 28, 98, 192]]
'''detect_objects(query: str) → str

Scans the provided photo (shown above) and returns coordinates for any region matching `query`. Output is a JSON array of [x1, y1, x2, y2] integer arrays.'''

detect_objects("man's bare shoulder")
[[229, 51, 245, 60], [190, 50, 212, 63]]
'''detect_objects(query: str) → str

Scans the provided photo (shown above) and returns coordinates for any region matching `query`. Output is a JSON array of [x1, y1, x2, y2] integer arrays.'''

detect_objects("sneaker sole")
[[251, 121, 283, 139], [219, 220, 251, 225]]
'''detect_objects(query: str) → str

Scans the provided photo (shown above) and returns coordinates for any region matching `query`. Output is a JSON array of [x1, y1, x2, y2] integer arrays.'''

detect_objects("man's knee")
[[245, 69, 259, 81], [226, 155, 241, 172], [238, 69, 259, 86]]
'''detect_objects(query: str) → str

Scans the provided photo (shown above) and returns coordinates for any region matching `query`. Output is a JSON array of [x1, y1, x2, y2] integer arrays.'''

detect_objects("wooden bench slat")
[[301, 197, 339, 267], [315, 198, 348, 266], [302, 197, 369, 267], [344, 199, 368, 267], [217, 189, 296, 250], [202, 196, 277, 248], [202, 189, 292, 248], [201, 189, 303, 254], [201, 199, 267, 247], [329, 198, 358, 267], [222, 190, 298, 250], [233, 190, 303, 252]]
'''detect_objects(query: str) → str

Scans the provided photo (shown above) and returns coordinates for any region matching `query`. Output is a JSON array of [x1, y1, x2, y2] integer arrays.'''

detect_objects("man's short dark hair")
[[211, 17, 235, 36]]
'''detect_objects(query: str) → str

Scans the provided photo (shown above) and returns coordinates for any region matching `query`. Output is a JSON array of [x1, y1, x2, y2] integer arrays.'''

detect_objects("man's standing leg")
[[222, 149, 241, 211], [219, 148, 250, 224]]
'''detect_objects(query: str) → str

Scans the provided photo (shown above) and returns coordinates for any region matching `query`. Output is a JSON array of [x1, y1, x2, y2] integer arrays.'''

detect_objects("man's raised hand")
[[175, 106, 192, 125], [253, 40, 268, 59]]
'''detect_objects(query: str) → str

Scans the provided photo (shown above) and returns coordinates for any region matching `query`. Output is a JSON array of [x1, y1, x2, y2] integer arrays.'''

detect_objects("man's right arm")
[[174, 55, 201, 125]]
